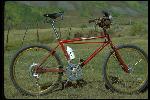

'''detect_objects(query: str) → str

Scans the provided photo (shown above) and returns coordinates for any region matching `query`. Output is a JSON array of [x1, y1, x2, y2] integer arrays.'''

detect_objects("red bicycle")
[[10, 11, 148, 96]]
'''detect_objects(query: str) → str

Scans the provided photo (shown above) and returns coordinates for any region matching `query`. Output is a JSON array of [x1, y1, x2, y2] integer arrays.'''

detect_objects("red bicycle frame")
[[35, 32, 129, 74], [59, 35, 109, 66]]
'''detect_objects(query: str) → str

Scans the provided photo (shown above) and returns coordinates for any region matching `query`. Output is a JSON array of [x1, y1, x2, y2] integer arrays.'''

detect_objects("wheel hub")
[[29, 63, 39, 78], [128, 65, 133, 73]]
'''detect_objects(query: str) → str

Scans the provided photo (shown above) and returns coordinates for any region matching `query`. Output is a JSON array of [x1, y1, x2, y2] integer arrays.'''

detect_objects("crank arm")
[[35, 67, 65, 73]]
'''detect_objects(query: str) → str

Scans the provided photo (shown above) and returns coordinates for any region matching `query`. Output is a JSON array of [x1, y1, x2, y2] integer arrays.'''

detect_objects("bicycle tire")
[[10, 45, 63, 96], [102, 44, 148, 94]]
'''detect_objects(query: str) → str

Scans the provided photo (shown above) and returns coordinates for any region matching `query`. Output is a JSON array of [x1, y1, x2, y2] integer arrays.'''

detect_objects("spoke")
[[134, 59, 142, 66], [35, 77, 41, 98], [12, 46, 62, 95]]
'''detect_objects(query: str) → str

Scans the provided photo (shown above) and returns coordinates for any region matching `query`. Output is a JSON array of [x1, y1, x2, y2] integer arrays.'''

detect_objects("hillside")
[[4, 1, 148, 28]]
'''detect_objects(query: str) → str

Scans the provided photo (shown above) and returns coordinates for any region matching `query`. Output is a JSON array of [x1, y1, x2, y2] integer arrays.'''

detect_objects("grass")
[[4, 28, 148, 99]]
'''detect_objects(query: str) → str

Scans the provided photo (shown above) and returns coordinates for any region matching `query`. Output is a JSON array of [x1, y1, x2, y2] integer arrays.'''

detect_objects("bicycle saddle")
[[43, 11, 64, 19]]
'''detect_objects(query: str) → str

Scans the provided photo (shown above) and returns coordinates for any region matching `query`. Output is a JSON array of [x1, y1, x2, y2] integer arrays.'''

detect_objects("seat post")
[[50, 19, 60, 40]]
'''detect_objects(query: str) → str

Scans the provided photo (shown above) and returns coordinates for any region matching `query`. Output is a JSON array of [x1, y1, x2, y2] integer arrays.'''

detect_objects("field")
[[4, 1, 148, 99], [4, 28, 148, 99]]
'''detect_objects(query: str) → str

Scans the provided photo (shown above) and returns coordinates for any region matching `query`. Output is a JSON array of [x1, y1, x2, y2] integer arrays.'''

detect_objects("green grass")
[[4, 28, 148, 99]]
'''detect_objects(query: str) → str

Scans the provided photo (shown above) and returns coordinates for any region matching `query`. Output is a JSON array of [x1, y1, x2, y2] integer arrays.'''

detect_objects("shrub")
[[74, 32, 84, 38], [80, 24, 87, 31], [130, 21, 146, 36], [86, 30, 99, 37]]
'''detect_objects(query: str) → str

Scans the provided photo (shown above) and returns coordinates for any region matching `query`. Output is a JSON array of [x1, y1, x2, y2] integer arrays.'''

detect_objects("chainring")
[[66, 63, 83, 81]]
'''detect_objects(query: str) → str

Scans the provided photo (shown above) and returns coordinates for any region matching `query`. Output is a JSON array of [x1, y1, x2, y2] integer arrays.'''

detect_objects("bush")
[[86, 30, 99, 37], [74, 32, 84, 38], [130, 21, 147, 36], [80, 24, 87, 31]]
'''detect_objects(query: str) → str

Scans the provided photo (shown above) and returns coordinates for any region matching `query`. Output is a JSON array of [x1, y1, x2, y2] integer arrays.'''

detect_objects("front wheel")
[[10, 45, 63, 96], [102, 45, 148, 94]]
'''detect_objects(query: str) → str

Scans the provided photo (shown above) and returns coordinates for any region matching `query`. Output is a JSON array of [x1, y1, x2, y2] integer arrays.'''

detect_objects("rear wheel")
[[10, 45, 63, 96], [103, 45, 148, 94]]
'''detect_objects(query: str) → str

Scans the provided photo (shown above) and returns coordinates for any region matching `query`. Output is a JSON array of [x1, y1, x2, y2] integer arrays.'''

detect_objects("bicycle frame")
[[35, 31, 129, 74], [59, 34, 110, 66], [34, 17, 130, 74]]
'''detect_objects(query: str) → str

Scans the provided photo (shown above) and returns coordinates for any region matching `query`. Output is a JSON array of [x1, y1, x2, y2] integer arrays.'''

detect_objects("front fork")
[[111, 44, 129, 73]]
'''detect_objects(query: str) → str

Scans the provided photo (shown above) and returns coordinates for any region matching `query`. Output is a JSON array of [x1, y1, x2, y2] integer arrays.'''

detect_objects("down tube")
[[81, 42, 110, 67]]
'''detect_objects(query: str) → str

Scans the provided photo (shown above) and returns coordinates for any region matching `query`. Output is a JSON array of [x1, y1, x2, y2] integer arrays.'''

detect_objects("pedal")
[[105, 84, 110, 90]]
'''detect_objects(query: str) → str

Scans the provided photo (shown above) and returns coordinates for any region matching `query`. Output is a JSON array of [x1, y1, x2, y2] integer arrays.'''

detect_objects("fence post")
[[5, 16, 12, 50], [129, 19, 132, 25], [94, 24, 98, 32], [68, 27, 71, 36], [58, 26, 62, 38], [36, 21, 40, 42], [5, 25, 11, 50], [21, 26, 28, 46]]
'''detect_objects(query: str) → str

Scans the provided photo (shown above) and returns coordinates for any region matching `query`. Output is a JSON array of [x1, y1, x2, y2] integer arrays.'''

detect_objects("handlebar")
[[89, 11, 112, 30]]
